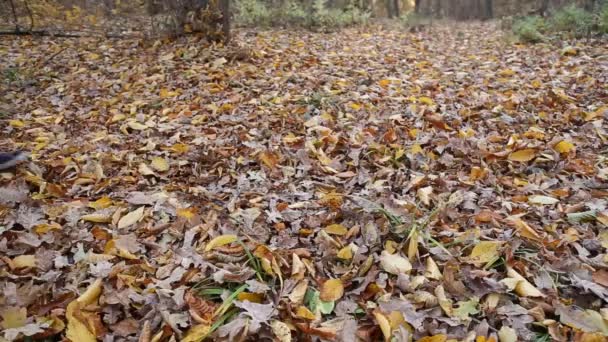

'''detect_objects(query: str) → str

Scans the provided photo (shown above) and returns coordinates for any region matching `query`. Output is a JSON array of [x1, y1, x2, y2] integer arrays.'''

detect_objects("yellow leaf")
[[508, 149, 537, 162], [320, 278, 344, 302], [89, 196, 112, 210], [66, 279, 103, 342], [337, 246, 353, 260], [531, 79, 542, 88], [117, 206, 144, 229], [12, 255, 36, 268], [378, 79, 391, 88], [151, 157, 169, 172], [468, 241, 502, 266], [498, 68, 515, 77], [296, 306, 316, 320], [237, 292, 263, 303], [419, 96, 435, 106], [9, 120, 25, 128], [324, 224, 348, 235], [373, 311, 392, 342], [159, 88, 171, 98], [419, 335, 448, 342], [182, 324, 211, 342], [408, 128, 419, 139], [177, 207, 196, 220], [349, 103, 362, 110], [205, 234, 237, 252], [554, 140, 575, 154], [0, 306, 27, 329], [410, 144, 423, 155], [169, 143, 189, 154]]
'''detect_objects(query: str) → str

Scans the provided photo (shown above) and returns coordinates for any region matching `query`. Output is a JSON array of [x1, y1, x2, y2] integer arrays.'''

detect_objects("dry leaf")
[[320, 279, 344, 302], [380, 251, 412, 275], [508, 149, 537, 162], [205, 234, 238, 252], [117, 207, 144, 229]]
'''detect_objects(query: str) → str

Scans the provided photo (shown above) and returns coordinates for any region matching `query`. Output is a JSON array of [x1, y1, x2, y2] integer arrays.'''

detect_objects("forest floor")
[[1, 22, 608, 341]]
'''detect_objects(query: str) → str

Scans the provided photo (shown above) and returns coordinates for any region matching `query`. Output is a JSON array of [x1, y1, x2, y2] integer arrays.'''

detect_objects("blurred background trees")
[[1, 0, 606, 39]]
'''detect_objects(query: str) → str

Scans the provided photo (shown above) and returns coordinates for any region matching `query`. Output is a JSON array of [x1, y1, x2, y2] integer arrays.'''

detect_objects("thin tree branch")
[[8, 0, 21, 32]]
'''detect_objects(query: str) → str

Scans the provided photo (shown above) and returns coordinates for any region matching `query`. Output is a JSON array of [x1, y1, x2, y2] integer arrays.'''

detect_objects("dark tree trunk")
[[415, 0, 421, 14], [220, 0, 230, 42], [8, 0, 20, 32], [540, 0, 549, 17], [484, 0, 492, 19], [393, 0, 399, 17], [385, 0, 393, 18]]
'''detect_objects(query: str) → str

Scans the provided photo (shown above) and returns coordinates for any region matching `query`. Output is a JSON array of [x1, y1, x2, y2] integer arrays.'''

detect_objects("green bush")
[[400, 12, 431, 30], [233, 0, 369, 28], [600, 5, 608, 33], [234, 0, 272, 26], [549, 5, 593, 38], [512, 16, 546, 43]]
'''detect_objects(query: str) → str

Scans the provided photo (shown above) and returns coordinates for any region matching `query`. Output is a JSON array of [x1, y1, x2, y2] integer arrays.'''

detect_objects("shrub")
[[400, 12, 431, 31], [233, 0, 369, 29], [600, 4, 608, 33], [549, 5, 593, 38], [512, 16, 546, 43], [234, 0, 272, 26]]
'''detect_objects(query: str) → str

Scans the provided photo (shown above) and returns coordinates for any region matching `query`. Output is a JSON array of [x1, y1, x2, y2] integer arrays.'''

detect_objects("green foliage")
[[600, 4, 608, 33], [512, 16, 546, 43], [549, 4, 594, 38], [233, 0, 369, 28], [400, 12, 431, 30], [234, 0, 272, 26]]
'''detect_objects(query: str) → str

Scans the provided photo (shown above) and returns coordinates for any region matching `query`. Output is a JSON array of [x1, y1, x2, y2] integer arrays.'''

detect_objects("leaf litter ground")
[[1, 22, 608, 341]]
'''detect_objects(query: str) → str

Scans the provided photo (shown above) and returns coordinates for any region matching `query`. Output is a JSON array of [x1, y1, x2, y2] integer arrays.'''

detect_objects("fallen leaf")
[[320, 279, 344, 302], [205, 234, 238, 252], [117, 206, 144, 229], [150, 157, 169, 172], [468, 241, 502, 266], [528, 195, 559, 205], [508, 149, 537, 162], [324, 224, 348, 235], [379, 251, 412, 275]]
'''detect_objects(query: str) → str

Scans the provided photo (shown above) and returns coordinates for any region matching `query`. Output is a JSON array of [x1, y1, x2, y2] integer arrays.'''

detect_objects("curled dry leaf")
[[117, 206, 144, 229]]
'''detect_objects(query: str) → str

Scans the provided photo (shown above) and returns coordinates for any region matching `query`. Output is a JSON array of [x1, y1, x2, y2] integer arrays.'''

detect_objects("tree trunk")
[[220, 0, 230, 42], [385, 0, 393, 18], [540, 0, 549, 16], [415, 0, 421, 13], [484, 0, 492, 19], [393, 0, 399, 17]]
